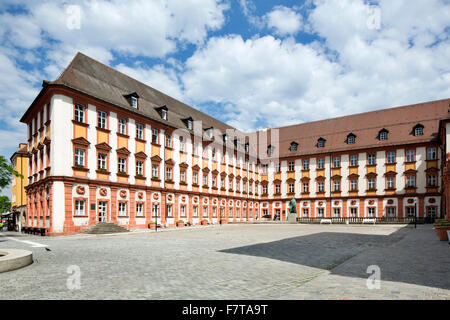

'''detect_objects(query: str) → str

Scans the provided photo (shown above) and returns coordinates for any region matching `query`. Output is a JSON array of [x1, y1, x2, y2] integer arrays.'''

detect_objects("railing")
[[296, 217, 427, 224]]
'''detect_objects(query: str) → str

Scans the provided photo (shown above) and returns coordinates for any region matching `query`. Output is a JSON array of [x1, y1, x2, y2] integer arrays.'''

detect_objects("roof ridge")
[[68, 52, 235, 130], [270, 97, 450, 131]]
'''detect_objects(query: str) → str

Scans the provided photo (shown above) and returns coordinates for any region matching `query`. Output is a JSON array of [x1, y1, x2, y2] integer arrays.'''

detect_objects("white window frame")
[[136, 124, 143, 140], [74, 148, 85, 166], [98, 111, 107, 129], [118, 118, 126, 135], [75, 200, 85, 216]]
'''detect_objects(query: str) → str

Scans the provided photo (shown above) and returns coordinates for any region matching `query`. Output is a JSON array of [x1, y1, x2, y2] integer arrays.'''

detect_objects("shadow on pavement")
[[219, 226, 450, 290]]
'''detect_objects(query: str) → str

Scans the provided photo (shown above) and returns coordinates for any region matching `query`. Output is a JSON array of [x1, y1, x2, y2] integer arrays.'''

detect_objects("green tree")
[[0, 196, 11, 213], [0, 155, 22, 191]]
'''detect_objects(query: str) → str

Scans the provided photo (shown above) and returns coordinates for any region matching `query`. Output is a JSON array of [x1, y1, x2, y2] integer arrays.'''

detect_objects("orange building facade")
[[20, 52, 450, 235]]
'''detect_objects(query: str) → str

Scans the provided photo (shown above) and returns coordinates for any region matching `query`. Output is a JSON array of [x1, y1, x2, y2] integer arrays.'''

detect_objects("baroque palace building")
[[19, 52, 450, 235]]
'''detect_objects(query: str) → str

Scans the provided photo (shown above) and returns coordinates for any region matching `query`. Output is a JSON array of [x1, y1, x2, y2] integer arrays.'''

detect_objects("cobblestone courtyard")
[[0, 224, 449, 299]]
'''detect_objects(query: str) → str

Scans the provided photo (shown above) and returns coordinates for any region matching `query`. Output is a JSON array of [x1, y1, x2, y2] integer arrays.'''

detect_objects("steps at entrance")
[[85, 222, 129, 234]]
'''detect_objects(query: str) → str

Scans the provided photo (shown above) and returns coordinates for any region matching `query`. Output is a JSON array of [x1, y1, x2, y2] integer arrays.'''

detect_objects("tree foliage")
[[0, 155, 22, 191], [0, 196, 11, 213]]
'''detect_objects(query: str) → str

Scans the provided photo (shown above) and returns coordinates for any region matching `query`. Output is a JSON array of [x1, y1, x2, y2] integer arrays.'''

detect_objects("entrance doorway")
[[98, 201, 108, 222]]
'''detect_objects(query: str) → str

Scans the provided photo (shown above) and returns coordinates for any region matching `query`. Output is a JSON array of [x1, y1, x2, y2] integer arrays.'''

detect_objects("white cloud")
[[0, 0, 229, 74], [180, 0, 450, 132], [264, 6, 302, 36]]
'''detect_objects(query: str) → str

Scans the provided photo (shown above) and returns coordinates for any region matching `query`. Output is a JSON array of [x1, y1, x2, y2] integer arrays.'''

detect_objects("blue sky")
[[0, 0, 449, 197]]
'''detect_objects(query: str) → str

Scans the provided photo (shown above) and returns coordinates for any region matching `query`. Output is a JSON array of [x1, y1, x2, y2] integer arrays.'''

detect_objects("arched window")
[[290, 142, 298, 151], [347, 133, 356, 144], [412, 124, 424, 136], [317, 138, 326, 148], [378, 129, 389, 141]]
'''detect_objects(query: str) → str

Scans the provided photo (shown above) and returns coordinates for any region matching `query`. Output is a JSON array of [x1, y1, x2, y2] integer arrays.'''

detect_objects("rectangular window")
[[367, 153, 376, 165], [213, 207, 217, 217], [288, 161, 295, 171], [229, 208, 233, 218], [317, 158, 324, 169], [263, 185, 268, 194], [203, 206, 208, 217], [167, 205, 173, 217], [136, 124, 143, 140], [74, 104, 85, 123], [350, 155, 358, 167], [262, 164, 268, 174], [98, 111, 107, 129], [118, 202, 127, 217], [180, 137, 185, 152], [136, 161, 143, 176], [387, 177, 395, 189], [407, 207, 415, 217], [317, 208, 324, 217], [166, 134, 172, 148], [203, 174, 208, 186], [152, 164, 159, 178], [368, 178, 376, 190], [303, 183, 309, 193], [193, 172, 198, 185], [98, 153, 107, 170], [427, 175, 437, 187], [387, 151, 396, 164], [427, 147, 436, 160], [166, 167, 172, 180], [212, 176, 217, 188], [333, 180, 340, 191], [136, 203, 144, 217], [406, 149, 415, 162], [350, 207, 358, 217], [406, 175, 416, 188], [275, 162, 280, 173], [368, 207, 375, 217], [180, 170, 186, 183], [152, 129, 158, 144], [303, 208, 309, 217], [193, 206, 198, 217], [318, 181, 324, 192], [152, 204, 159, 217], [387, 207, 395, 217], [333, 156, 340, 168], [75, 200, 85, 216], [118, 158, 126, 173], [180, 205, 186, 217], [74, 148, 85, 166], [275, 184, 280, 194], [118, 118, 126, 135], [350, 179, 357, 191], [288, 184, 294, 193], [302, 159, 309, 170], [333, 208, 340, 217]]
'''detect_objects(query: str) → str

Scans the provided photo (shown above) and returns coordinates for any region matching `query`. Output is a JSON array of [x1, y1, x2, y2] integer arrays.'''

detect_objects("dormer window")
[[131, 96, 137, 108], [378, 129, 389, 141], [205, 127, 213, 139], [124, 92, 139, 109], [267, 145, 274, 155], [346, 133, 356, 144], [182, 117, 193, 130], [317, 138, 326, 148], [413, 124, 424, 136], [290, 142, 298, 151], [155, 106, 168, 120]]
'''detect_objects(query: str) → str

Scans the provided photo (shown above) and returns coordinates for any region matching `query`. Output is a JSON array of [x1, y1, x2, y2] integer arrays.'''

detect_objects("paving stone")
[[0, 224, 448, 299]]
